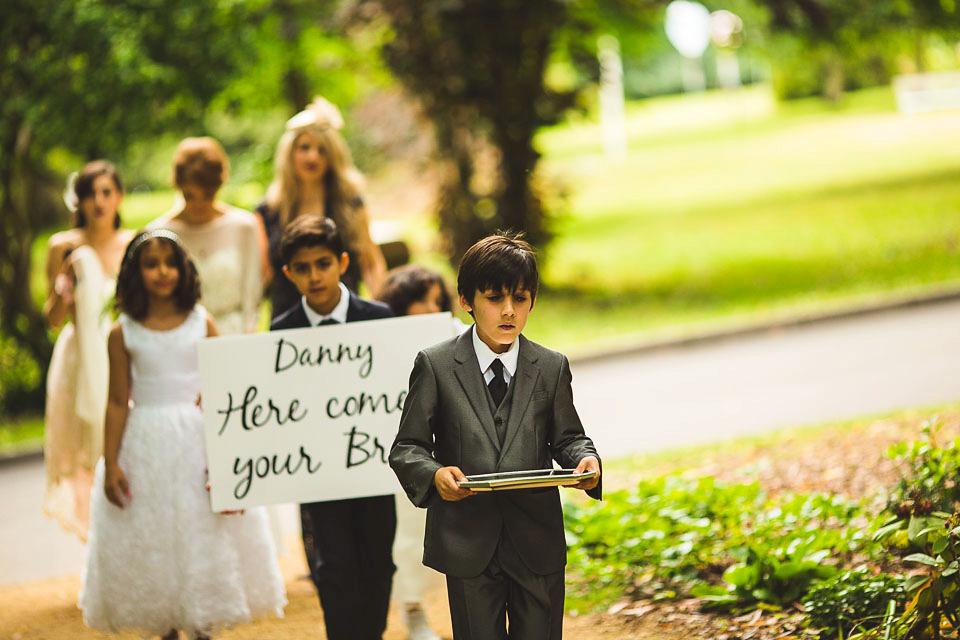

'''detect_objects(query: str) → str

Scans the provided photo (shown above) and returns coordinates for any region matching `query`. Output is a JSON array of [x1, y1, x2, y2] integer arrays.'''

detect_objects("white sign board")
[[198, 313, 454, 511]]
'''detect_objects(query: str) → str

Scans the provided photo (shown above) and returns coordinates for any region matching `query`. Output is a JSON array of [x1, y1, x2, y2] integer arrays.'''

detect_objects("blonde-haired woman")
[[256, 97, 386, 316], [149, 136, 266, 335]]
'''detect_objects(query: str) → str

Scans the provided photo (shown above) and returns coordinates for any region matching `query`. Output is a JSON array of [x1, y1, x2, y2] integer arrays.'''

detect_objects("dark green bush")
[[0, 333, 44, 416], [803, 567, 905, 638], [886, 421, 960, 517], [564, 475, 867, 612]]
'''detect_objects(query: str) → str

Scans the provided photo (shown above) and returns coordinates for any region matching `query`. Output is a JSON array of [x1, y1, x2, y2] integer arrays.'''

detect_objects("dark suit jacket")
[[270, 291, 393, 331], [389, 328, 601, 579]]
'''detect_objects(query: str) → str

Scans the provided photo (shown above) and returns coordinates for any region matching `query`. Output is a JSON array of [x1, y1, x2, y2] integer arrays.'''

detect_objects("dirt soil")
[[3, 408, 956, 640]]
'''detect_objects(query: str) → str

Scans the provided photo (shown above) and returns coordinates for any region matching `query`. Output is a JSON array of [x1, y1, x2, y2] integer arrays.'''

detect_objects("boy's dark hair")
[[457, 230, 539, 306], [377, 265, 452, 316], [279, 214, 345, 265], [115, 230, 201, 320]]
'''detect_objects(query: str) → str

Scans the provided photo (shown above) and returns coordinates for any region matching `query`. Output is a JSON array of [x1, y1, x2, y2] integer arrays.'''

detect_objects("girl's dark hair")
[[115, 230, 201, 320], [376, 265, 452, 316], [457, 230, 539, 307], [74, 160, 123, 229]]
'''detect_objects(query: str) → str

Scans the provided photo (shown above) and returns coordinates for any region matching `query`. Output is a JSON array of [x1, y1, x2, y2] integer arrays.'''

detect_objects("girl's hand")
[[54, 250, 77, 304], [104, 464, 131, 509], [204, 469, 244, 514]]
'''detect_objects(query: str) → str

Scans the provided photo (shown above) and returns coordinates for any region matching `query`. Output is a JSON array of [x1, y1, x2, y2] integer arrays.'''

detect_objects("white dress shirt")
[[301, 282, 350, 326], [470, 325, 519, 386]]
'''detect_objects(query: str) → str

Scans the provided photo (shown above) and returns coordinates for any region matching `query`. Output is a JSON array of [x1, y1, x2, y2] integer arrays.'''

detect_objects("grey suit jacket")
[[389, 328, 601, 578]]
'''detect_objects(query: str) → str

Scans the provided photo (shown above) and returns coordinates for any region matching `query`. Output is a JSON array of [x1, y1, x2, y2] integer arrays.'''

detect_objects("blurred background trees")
[[2, 0, 960, 416], [0, 0, 261, 411]]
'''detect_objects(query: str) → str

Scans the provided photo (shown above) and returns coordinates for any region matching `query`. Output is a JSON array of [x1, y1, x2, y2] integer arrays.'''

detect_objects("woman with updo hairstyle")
[[149, 136, 267, 335], [43, 159, 134, 539], [256, 96, 386, 317]]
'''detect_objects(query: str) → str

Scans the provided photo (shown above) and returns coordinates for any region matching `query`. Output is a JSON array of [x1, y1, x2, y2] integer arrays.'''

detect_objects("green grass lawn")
[[521, 85, 960, 353]]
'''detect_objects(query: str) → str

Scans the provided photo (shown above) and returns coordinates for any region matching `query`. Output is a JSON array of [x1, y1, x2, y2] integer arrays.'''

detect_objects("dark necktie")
[[318, 318, 338, 326], [488, 359, 507, 407]]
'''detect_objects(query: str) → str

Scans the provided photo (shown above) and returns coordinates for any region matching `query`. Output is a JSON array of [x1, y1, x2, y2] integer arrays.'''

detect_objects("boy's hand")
[[435, 466, 475, 501], [572, 456, 600, 491]]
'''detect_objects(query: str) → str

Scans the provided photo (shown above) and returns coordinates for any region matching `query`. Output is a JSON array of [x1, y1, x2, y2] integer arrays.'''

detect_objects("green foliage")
[[1, 0, 264, 158], [0, 334, 42, 417], [0, 414, 45, 455], [1, 0, 269, 409], [869, 511, 960, 638], [370, 0, 579, 261], [885, 421, 960, 517], [564, 475, 866, 612], [754, 0, 960, 100], [859, 425, 960, 638], [803, 567, 906, 638]]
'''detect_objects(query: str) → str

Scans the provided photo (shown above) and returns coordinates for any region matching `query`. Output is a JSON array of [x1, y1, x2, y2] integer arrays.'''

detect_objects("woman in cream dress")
[[149, 137, 266, 335], [43, 160, 134, 539]]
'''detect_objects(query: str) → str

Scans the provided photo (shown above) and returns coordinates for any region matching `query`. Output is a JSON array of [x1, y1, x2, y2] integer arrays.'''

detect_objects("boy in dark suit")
[[270, 214, 395, 640], [390, 231, 601, 640]]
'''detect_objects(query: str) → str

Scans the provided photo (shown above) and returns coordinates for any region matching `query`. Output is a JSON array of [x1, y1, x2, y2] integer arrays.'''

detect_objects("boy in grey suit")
[[390, 232, 601, 640]]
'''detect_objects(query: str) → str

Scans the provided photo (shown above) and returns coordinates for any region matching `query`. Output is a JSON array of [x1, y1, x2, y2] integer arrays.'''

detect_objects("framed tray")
[[458, 468, 597, 491]]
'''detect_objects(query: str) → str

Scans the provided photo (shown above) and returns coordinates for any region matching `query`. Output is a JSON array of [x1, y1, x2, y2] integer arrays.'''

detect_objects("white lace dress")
[[79, 306, 285, 637]]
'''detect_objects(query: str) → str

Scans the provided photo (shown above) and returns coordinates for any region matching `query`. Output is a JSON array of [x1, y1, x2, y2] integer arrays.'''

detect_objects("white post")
[[598, 35, 627, 160], [665, 0, 711, 92]]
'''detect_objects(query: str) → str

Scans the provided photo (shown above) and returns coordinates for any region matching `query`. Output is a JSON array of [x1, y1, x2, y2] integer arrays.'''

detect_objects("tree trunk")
[[0, 122, 53, 391]]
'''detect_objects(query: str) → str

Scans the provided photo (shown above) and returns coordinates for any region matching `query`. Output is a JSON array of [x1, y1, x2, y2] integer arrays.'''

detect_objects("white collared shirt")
[[471, 325, 519, 386], [301, 282, 350, 326]]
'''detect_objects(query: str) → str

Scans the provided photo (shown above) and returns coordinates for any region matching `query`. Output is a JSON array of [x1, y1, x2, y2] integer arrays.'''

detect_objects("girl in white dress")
[[43, 160, 134, 539], [80, 229, 285, 639]]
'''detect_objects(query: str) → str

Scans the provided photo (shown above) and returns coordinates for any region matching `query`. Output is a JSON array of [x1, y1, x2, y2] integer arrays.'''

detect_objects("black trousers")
[[300, 494, 397, 640], [445, 531, 565, 640]]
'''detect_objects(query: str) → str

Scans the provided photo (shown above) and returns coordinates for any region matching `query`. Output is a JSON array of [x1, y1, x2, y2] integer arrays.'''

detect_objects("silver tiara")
[[129, 228, 184, 254]]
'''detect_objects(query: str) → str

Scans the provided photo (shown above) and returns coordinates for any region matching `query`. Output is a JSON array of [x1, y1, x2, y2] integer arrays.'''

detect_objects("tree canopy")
[[358, 0, 660, 263], [0, 0, 262, 409]]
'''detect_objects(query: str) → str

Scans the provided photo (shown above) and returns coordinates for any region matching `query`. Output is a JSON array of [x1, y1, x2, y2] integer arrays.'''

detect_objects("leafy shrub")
[[564, 475, 867, 612], [885, 421, 960, 517], [803, 567, 905, 638], [862, 424, 960, 638], [867, 511, 960, 639], [0, 333, 43, 416]]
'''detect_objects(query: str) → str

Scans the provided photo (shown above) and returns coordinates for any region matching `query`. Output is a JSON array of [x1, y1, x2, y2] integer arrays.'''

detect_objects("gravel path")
[[0, 535, 663, 640]]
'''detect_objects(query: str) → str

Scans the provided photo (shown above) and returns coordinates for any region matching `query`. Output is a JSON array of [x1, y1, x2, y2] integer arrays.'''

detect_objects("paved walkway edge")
[[568, 285, 960, 364], [5, 285, 960, 466]]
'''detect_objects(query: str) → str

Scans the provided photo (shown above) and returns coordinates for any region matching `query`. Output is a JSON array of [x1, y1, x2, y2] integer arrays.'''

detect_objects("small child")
[[376, 265, 466, 640], [270, 215, 396, 640], [80, 229, 286, 640], [390, 231, 601, 640]]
